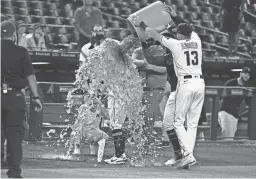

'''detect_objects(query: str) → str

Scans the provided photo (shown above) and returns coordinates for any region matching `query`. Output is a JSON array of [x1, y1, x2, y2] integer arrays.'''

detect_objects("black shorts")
[[222, 8, 241, 33]]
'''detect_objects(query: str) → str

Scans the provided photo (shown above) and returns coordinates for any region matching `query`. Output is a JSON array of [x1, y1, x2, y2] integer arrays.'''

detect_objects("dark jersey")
[[1, 40, 35, 89], [220, 78, 249, 118]]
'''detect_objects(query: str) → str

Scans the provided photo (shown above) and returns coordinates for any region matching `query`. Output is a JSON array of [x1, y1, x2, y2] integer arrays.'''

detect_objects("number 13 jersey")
[[161, 32, 202, 78]]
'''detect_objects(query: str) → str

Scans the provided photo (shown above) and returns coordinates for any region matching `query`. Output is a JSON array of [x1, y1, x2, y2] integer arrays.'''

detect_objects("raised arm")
[[119, 34, 138, 55]]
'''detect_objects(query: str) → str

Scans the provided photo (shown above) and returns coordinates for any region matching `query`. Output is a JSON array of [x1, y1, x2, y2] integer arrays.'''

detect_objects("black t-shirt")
[[223, 0, 242, 10], [1, 40, 35, 89], [219, 78, 249, 118]]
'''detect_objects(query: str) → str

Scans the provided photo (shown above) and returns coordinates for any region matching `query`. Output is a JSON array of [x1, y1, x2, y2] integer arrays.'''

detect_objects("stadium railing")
[[25, 82, 256, 141]]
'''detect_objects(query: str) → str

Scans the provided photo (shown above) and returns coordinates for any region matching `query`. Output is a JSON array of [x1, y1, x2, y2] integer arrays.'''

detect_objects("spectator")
[[42, 26, 52, 49], [27, 24, 47, 51], [16, 20, 28, 48], [218, 67, 251, 140], [74, 0, 103, 49], [218, 0, 246, 57]]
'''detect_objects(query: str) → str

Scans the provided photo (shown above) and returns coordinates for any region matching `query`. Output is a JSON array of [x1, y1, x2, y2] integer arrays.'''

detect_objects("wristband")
[[32, 96, 40, 100]]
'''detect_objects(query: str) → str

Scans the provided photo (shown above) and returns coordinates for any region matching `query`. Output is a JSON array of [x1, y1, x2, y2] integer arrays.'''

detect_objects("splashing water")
[[65, 36, 163, 167], [40, 154, 80, 161]]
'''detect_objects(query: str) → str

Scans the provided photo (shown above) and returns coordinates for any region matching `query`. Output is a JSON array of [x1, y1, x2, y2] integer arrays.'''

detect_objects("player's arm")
[[140, 39, 169, 67], [137, 21, 178, 53], [218, 0, 225, 16], [163, 5, 199, 40], [79, 46, 88, 64], [119, 34, 138, 55]]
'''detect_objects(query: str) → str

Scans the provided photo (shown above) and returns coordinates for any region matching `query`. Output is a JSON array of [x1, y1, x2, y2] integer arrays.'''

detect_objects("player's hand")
[[163, 4, 177, 17], [34, 99, 43, 112], [143, 58, 149, 67], [131, 15, 142, 27]]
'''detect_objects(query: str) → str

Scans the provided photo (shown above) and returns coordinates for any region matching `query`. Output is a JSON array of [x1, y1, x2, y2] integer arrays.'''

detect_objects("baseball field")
[[1, 141, 256, 178]]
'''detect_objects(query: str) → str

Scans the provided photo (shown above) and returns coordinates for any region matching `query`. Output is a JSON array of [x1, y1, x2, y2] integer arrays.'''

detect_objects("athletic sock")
[[120, 136, 125, 155], [112, 129, 123, 158], [167, 129, 182, 155]]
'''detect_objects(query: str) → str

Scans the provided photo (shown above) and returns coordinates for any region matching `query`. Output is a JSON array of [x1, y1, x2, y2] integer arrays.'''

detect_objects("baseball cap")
[[16, 20, 26, 28], [1, 20, 16, 38], [241, 67, 251, 74], [177, 23, 193, 36]]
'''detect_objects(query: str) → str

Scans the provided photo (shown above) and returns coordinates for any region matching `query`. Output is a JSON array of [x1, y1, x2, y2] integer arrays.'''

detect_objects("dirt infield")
[[1, 142, 256, 178]]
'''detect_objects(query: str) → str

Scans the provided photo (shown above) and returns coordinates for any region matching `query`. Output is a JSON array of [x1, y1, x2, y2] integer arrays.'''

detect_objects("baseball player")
[[133, 4, 205, 169], [68, 24, 106, 155], [68, 94, 109, 163]]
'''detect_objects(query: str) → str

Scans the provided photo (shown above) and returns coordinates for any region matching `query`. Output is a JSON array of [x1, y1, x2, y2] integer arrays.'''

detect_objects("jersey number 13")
[[184, 51, 198, 66]]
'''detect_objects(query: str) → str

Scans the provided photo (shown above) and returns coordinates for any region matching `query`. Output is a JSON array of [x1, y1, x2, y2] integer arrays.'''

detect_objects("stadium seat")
[[208, 34, 216, 43], [34, 16, 46, 24], [16, 1, 29, 8], [121, 7, 132, 16], [1, 1, 12, 8], [45, 16, 57, 25], [58, 26, 67, 35], [190, 6, 201, 13], [140, 0, 149, 7], [239, 29, 246, 38], [94, 0, 102, 7], [189, 0, 198, 7], [19, 8, 30, 16], [33, 9, 44, 16], [23, 15, 33, 24], [1, 7, 8, 14], [165, 0, 172, 5], [133, 2, 141, 10], [56, 17, 64, 25], [119, 21, 128, 28], [108, 2, 116, 8], [31, 1, 46, 9], [49, 9, 60, 17]]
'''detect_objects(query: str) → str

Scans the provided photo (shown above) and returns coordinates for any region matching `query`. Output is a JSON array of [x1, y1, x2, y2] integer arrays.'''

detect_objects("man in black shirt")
[[1, 20, 42, 178], [218, 67, 251, 140]]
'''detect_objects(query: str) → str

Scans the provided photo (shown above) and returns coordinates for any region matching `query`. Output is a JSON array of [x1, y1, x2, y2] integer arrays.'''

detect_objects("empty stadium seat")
[[113, 8, 120, 16], [16, 1, 29, 8], [1, 0, 12, 8], [19, 8, 30, 16], [165, 0, 172, 5]]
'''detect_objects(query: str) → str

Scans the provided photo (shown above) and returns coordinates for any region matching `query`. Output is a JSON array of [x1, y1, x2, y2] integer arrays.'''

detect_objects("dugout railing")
[[25, 82, 256, 141]]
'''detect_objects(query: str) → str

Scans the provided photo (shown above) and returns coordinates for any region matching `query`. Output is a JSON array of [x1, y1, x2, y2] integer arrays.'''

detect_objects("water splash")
[[39, 153, 80, 161]]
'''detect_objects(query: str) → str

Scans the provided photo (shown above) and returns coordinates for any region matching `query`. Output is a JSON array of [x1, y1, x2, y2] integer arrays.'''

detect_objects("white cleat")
[[164, 156, 182, 166], [104, 153, 128, 164], [177, 153, 197, 169]]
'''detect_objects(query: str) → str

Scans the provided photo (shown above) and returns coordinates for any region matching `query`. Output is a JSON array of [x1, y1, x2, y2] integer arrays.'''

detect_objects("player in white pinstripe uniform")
[[133, 5, 205, 169]]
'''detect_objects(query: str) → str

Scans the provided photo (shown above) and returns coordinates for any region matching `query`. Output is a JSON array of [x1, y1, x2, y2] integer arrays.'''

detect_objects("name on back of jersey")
[[181, 42, 198, 50]]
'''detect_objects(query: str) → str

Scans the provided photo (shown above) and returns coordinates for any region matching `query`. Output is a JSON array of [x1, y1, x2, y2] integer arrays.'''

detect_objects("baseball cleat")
[[104, 153, 128, 164], [164, 156, 182, 166], [177, 153, 196, 169]]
